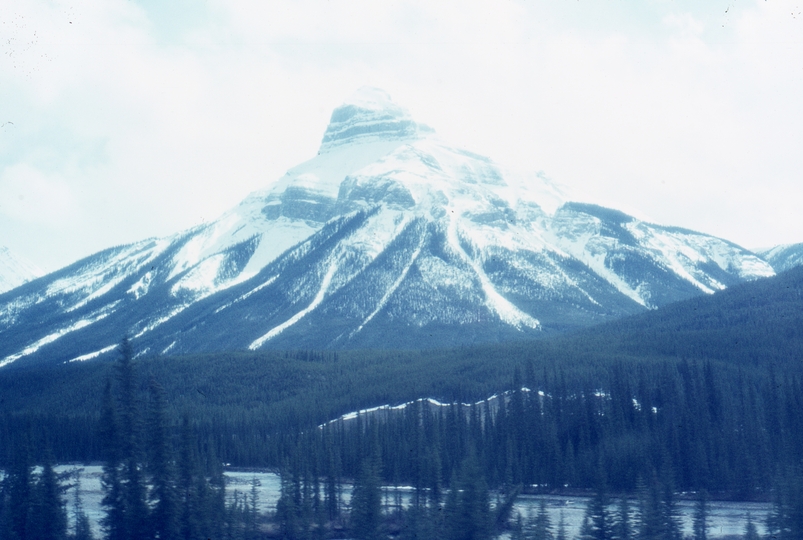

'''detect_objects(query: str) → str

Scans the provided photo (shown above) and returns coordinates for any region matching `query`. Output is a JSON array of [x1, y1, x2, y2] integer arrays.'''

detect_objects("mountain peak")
[[319, 87, 432, 153]]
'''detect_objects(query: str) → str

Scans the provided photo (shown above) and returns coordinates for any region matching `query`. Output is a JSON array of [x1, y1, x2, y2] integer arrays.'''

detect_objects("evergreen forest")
[[1, 267, 803, 539]]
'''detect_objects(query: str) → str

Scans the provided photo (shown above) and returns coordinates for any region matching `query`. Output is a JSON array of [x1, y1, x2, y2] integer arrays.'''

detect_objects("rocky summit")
[[0, 88, 774, 367]]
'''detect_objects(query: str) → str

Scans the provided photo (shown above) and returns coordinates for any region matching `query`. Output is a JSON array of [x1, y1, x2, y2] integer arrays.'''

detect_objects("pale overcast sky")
[[1, 0, 802, 272]]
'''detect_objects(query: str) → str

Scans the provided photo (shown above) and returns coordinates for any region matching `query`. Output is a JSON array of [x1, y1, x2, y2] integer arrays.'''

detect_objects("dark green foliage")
[[70, 471, 94, 540], [350, 453, 383, 540], [4, 438, 34, 540], [96, 339, 227, 540], [30, 456, 69, 540], [765, 466, 803, 539], [275, 470, 301, 540], [0, 440, 71, 540], [247, 477, 260, 540], [108, 338, 150, 540], [0, 267, 803, 540], [147, 379, 178, 540], [443, 454, 491, 540]]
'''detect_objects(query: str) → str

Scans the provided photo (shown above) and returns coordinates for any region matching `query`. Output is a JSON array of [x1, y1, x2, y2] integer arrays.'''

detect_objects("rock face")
[[0, 88, 775, 368], [757, 243, 803, 273]]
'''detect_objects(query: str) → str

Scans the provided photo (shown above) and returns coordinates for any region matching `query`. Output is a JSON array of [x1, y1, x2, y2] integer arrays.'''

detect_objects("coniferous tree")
[[117, 338, 149, 540], [323, 446, 340, 524], [276, 468, 300, 540], [147, 379, 178, 540], [350, 453, 382, 540], [100, 379, 125, 540], [6, 437, 33, 540], [443, 453, 491, 540], [205, 448, 228, 540], [30, 454, 68, 540], [247, 477, 260, 540], [70, 471, 94, 540], [177, 416, 201, 540], [765, 466, 803, 540]]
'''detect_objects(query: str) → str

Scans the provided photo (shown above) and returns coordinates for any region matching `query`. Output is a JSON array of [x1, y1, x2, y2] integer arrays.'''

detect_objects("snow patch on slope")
[[249, 261, 339, 349], [447, 218, 540, 330], [350, 236, 425, 338], [69, 344, 117, 363], [0, 305, 116, 368]]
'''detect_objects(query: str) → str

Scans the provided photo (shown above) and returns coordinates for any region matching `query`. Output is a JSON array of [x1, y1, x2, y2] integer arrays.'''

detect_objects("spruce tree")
[[350, 453, 382, 540], [100, 379, 125, 540], [147, 379, 178, 540], [31, 454, 68, 540], [443, 453, 491, 540], [247, 477, 260, 540], [6, 437, 33, 540], [70, 470, 94, 540], [177, 415, 200, 540], [276, 468, 300, 540]]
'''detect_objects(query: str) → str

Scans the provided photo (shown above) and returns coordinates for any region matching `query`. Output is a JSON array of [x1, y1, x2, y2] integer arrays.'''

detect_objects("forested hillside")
[[1, 266, 802, 500]]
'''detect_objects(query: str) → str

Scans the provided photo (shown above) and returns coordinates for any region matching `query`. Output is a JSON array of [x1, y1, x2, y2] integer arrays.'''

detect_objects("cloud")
[[1, 0, 802, 271], [0, 163, 78, 224]]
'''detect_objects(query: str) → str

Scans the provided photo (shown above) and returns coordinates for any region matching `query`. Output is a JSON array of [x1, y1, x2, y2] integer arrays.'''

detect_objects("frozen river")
[[56, 466, 769, 539]]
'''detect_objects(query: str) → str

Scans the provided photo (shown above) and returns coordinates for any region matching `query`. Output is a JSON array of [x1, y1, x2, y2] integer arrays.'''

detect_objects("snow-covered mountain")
[[757, 243, 803, 273], [0, 246, 43, 294], [0, 88, 775, 368]]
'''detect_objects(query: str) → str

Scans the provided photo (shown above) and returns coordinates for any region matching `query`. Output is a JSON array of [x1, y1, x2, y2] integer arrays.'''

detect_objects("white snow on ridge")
[[0, 246, 43, 294], [214, 275, 278, 315], [269, 139, 416, 201], [0, 306, 116, 368], [51, 238, 172, 312], [1, 87, 781, 362], [447, 216, 540, 330], [249, 260, 340, 349], [132, 305, 191, 339], [552, 211, 651, 306], [350, 236, 425, 338], [69, 344, 116, 363], [627, 222, 774, 293]]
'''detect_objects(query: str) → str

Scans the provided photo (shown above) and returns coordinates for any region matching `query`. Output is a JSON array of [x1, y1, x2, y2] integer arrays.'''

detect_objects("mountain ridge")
[[757, 242, 803, 272], [0, 246, 43, 294], [0, 88, 774, 367]]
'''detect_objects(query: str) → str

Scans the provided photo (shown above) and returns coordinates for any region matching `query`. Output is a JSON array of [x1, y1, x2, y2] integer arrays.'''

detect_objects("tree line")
[[4, 336, 803, 538]]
